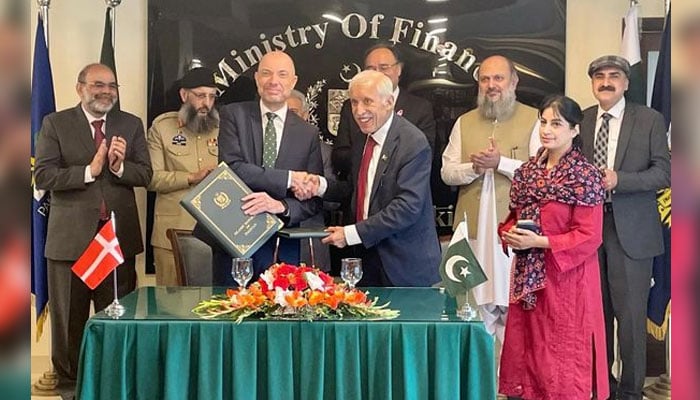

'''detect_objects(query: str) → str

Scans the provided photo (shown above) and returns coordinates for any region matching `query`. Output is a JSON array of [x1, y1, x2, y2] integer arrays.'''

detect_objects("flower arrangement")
[[192, 263, 399, 323]]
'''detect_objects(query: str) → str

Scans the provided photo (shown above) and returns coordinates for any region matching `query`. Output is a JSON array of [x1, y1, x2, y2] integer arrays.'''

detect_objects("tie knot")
[[266, 112, 276, 122], [91, 119, 104, 130], [601, 113, 612, 122]]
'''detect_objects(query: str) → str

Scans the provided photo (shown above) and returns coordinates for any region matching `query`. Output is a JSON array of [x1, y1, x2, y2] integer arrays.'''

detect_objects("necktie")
[[355, 136, 377, 222], [91, 120, 108, 220], [263, 112, 277, 168], [593, 113, 612, 169]]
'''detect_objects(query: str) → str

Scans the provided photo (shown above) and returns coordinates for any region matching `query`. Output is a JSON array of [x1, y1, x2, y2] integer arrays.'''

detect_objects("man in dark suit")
[[304, 70, 440, 287], [332, 43, 436, 179], [34, 63, 152, 393], [195, 51, 323, 285], [580, 55, 670, 400]]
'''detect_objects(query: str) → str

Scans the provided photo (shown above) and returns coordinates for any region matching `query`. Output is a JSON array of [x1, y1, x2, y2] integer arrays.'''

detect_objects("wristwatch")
[[279, 199, 290, 218]]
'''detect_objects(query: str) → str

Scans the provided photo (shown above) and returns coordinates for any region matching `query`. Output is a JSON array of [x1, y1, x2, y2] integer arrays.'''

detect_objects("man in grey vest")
[[441, 54, 539, 343]]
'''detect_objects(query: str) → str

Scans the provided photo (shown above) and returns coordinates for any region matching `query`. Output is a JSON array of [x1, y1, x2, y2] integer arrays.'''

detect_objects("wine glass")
[[231, 257, 253, 288], [340, 258, 363, 288]]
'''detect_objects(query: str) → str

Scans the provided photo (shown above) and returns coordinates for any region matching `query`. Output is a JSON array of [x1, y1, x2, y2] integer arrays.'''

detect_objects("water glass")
[[231, 257, 253, 288], [340, 258, 363, 288]]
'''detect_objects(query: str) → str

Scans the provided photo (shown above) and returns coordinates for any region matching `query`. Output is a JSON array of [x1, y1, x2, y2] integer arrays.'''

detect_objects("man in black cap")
[[146, 67, 220, 285], [580, 55, 670, 400]]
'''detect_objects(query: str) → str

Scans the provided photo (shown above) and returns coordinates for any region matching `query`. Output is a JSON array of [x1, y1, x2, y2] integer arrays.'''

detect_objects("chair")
[[166, 228, 213, 286]]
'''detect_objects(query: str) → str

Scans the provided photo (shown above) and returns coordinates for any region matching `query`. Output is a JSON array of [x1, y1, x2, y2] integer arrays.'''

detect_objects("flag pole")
[[105, 0, 121, 45], [32, 2, 60, 394], [38, 0, 50, 45], [456, 212, 478, 321], [105, 212, 125, 318]]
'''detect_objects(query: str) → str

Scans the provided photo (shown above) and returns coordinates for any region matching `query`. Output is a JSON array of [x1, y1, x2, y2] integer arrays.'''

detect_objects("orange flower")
[[284, 290, 308, 308], [308, 290, 325, 306], [344, 290, 367, 305]]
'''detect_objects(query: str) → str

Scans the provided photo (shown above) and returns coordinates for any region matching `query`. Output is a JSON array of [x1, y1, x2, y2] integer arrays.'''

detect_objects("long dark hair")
[[538, 94, 583, 148]]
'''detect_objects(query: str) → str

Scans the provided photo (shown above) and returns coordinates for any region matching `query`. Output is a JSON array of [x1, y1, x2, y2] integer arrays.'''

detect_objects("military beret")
[[179, 67, 217, 89], [587, 55, 631, 78]]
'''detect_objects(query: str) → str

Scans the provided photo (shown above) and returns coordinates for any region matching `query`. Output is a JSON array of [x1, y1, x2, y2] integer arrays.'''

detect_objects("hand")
[[292, 174, 320, 200], [321, 226, 347, 248], [241, 192, 285, 216], [89, 139, 108, 177], [501, 227, 547, 250], [601, 168, 618, 190], [470, 138, 501, 170], [290, 171, 319, 200], [108, 136, 127, 173], [188, 166, 215, 185]]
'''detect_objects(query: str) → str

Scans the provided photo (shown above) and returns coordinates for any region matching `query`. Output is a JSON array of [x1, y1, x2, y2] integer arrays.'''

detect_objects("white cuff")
[[318, 176, 328, 197], [344, 224, 362, 246], [85, 166, 95, 183]]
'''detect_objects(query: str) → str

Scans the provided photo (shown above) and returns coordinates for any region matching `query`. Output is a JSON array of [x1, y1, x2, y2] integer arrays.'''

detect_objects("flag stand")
[[456, 212, 478, 321], [456, 296, 477, 321], [105, 212, 125, 319]]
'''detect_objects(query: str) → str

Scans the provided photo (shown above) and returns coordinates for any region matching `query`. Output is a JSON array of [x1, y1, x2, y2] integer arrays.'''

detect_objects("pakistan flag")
[[439, 220, 488, 297]]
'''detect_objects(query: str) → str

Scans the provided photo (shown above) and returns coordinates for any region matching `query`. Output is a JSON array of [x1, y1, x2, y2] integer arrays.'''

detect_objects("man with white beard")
[[441, 55, 539, 344], [147, 67, 220, 285]]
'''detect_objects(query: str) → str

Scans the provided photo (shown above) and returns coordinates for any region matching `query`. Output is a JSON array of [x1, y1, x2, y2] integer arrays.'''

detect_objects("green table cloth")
[[76, 287, 495, 399]]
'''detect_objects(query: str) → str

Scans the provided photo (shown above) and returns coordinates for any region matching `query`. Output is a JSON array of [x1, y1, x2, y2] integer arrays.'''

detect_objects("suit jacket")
[[329, 115, 441, 286], [193, 100, 324, 251], [35, 104, 153, 260], [581, 102, 670, 259], [332, 90, 436, 177]]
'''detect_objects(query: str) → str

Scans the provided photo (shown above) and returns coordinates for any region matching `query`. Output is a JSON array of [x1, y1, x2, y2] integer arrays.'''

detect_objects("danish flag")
[[71, 216, 124, 290]]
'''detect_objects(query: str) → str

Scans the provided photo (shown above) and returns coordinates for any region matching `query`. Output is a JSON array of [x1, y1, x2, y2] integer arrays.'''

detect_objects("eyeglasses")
[[365, 62, 399, 72], [189, 91, 218, 101], [79, 81, 120, 91]]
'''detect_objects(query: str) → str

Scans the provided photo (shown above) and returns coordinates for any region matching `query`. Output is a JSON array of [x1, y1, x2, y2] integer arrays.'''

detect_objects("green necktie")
[[263, 112, 277, 168]]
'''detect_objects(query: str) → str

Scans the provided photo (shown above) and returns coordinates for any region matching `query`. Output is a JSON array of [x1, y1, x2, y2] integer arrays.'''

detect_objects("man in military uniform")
[[147, 67, 219, 285]]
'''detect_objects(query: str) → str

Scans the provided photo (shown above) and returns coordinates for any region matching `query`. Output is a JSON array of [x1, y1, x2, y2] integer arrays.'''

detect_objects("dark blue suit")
[[328, 115, 441, 286], [195, 101, 323, 284]]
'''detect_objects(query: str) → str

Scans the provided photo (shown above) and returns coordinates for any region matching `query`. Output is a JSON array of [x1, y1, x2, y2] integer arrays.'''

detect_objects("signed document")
[[181, 162, 283, 258]]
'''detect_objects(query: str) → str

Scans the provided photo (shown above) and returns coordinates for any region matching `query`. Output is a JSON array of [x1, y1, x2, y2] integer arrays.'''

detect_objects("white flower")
[[305, 271, 325, 291], [260, 270, 274, 289], [274, 287, 291, 307]]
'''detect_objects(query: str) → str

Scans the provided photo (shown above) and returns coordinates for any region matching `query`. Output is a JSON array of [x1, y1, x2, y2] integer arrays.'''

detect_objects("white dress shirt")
[[594, 97, 626, 169], [260, 102, 296, 188], [343, 114, 393, 246]]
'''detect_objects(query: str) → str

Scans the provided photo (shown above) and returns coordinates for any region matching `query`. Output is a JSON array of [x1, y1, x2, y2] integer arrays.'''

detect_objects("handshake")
[[290, 171, 322, 201]]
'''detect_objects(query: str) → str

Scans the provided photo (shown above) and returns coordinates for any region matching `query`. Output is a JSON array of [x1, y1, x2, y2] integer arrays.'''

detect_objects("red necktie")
[[355, 136, 377, 222], [91, 120, 108, 220]]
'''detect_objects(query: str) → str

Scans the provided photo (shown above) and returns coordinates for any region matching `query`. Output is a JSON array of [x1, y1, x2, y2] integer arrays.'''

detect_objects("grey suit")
[[195, 101, 323, 283], [581, 101, 670, 399], [35, 104, 152, 382]]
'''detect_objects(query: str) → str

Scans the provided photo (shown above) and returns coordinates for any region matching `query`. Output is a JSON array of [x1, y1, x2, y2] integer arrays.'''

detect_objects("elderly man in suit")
[[195, 51, 323, 285], [147, 67, 219, 285], [580, 55, 670, 400], [301, 70, 440, 287], [332, 43, 436, 181], [34, 63, 152, 393]]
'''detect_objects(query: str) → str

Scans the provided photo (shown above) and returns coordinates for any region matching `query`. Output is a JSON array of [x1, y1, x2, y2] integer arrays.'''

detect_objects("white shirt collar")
[[81, 105, 107, 125], [370, 114, 394, 146], [597, 97, 625, 120], [260, 102, 288, 124]]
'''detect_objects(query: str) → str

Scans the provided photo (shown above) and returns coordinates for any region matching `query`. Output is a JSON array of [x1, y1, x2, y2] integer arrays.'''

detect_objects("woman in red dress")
[[498, 95, 608, 399]]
